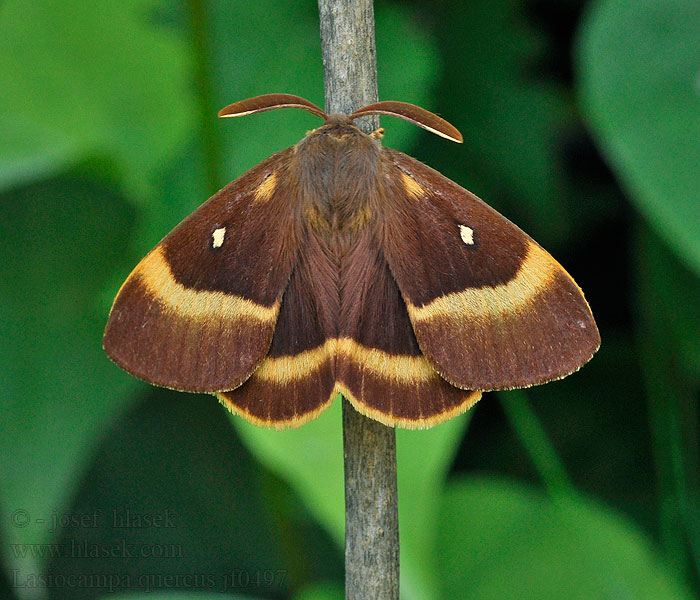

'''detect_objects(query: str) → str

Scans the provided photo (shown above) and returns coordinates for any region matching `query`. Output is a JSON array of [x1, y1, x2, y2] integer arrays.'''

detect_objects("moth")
[[104, 94, 600, 429]]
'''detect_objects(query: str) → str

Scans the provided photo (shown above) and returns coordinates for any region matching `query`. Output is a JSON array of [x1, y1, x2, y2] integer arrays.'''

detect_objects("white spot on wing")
[[212, 227, 226, 248], [459, 224, 474, 245]]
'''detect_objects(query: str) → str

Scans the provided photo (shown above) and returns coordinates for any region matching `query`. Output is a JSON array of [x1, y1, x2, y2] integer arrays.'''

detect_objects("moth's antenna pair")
[[218, 93, 463, 143]]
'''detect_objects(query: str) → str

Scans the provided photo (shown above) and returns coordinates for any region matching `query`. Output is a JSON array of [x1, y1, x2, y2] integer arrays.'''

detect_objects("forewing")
[[380, 148, 600, 391], [104, 148, 299, 393], [335, 227, 481, 429]]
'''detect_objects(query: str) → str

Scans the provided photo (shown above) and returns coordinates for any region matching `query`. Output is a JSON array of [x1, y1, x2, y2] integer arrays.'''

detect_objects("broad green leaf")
[[234, 404, 344, 544], [375, 3, 443, 150], [0, 178, 140, 590], [0, 0, 194, 196], [0, 116, 84, 193], [396, 418, 470, 599], [439, 477, 693, 600], [233, 402, 469, 600], [578, 0, 700, 276]]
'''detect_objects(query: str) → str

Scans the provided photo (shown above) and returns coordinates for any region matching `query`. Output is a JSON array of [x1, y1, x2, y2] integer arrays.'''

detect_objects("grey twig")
[[317, 1, 400, 598]]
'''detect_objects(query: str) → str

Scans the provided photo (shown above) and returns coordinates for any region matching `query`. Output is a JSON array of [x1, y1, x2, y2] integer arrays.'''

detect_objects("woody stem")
[[317, 1, 400, 599]]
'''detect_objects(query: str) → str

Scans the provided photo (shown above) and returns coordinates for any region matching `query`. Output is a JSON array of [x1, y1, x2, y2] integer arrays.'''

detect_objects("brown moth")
[[104, 94, 600, 429]]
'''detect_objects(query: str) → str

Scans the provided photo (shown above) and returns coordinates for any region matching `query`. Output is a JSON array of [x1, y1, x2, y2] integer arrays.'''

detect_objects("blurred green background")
[[1, 0, 699, 599]]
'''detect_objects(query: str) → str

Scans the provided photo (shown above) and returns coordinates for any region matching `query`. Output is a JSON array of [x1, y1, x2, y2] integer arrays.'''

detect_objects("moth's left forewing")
[[380, 148, 600, 391]]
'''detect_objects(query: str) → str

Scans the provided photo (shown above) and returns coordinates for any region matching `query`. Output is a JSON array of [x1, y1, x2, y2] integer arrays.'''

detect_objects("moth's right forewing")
[[104, 148, 299, 393], [380, 148, 600, 391]]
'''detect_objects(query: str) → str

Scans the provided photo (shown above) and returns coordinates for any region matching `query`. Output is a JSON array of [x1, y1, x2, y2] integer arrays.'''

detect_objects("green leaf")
[[0, 177, 140, 586], [0, 0, 195, 196], [439, 477, 694, 600], [578, 0, 700, 276], [234, 403, 344, 543], [233, 402, 469, 600], [396, 418, 470, 600], [375, 3, 442, 151]]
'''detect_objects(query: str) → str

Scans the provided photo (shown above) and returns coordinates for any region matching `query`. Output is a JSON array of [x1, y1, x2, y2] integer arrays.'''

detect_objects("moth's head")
[[218, 93, 463, 143], [310, 117, 364, 141]]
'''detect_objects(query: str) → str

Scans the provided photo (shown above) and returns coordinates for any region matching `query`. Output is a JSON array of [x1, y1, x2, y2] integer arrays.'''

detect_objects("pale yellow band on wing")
[[136, 246, 278, 322], [252, 338, 335, 383], [253, 172, 278, 203], [252, 337, 438, 384], [337, 338, 436, 383], [407, 241, 560, 323]]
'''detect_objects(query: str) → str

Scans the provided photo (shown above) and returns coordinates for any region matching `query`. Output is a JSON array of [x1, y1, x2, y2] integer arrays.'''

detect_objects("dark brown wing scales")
[[380, 148, 600, 391], [218, 229, 337, 429], [335, 228, 481, 429], [104, 148, 299, 393]]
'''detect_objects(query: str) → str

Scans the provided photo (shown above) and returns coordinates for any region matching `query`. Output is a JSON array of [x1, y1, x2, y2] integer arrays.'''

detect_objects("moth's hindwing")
[[334, 228, 481, 428], [103, 148, 297, 393], [381, 148, 601, 391], [218, 229, 337, 429]]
